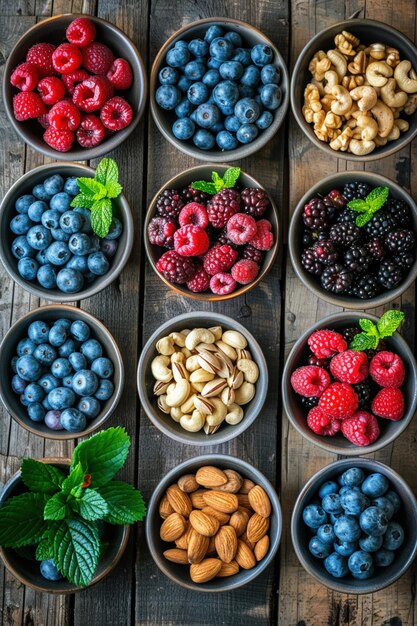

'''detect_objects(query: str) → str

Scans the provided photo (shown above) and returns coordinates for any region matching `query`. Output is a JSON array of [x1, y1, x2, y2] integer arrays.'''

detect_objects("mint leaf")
[[36, 537, 53, 560], [70, 193, 95, 209], [105, 180, 122, 199], [91, 198, 113, 238], [347, 198, 368, 212], [212, 171, 223, 192], [191, 180, 217, 194], [20, 459, 66, 494], [0, 493, 48, 547], [222, 167, 240, 188], [359, 319, 377, 334], [355, 212, 373, 227], [61, 462, 85, 497], [77, 177, 106, 198], [350, 333, 378, 351], [367, 186, 389, 212], [95, 158, 119, 186], [71, 427, 130, 489], [377, 309, 405, 338], [77, 489, 108, 522], [98, 481, 146, 524], [44, 492, 71, 521], [53, 519, 100, 587]]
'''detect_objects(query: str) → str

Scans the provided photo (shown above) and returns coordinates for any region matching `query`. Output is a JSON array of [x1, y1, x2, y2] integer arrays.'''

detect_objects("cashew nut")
[[181, 394, 197, 414], [354, 114, 379, 141], [190, 368, 215, 384], [221, 330, 247, 350], [151, 355, 172, 383], [225, 404, 244, 426], [170, 406, 182, 422], [365, 61, 393, 87], [386, 124, 400, 142], [234, 381, 256, 405], [186, 354, 200, 372], [386, 47, 400, 67], [237, 359, 259, 384], [156, 336, 175, 356], [394, 60, 417, 93], [327, 49, 347, 80], [349, 138, 376, 155], [208, 326, 223, 341], [323, 70, 339, 94], [329, 126, 353, 151], [404, 94, 417, 114], [330, 85, 352, 116], [166, 379, 191, 407], [350, 85, 378, 112], [169, 331, 186, 348], [371, 99, 394, 137], [180, 410, 205, 432], [206, 398, 227, 427], [185, 328, 215, 351], [395, 118, 409, 132], [380, 78, 408, 108], [367, 43, 386, 60]]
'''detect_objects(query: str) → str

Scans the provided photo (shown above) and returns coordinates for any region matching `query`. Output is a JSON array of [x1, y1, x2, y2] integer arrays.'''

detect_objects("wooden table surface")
[[0, 0, 416, 624]]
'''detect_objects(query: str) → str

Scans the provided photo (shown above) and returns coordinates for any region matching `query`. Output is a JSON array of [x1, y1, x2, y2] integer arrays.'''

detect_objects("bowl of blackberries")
[[291, 458, 417, 593], [288, 172, 417, 308], [144, 165, 279, 300], [150, 18, 289, 161], [0, 304, 124, 439], [282, 310, 417, 455]]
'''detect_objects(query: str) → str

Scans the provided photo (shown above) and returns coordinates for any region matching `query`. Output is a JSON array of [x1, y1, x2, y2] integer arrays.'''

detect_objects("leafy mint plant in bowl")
[[0, 427, 146, 592]]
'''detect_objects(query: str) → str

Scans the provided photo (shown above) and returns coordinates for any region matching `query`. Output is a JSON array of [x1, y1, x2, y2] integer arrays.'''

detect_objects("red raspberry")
[[43, 126, 74, 152], [73, 76, 113, 112], [206, 189, 240, 228], [371, 387, 404, 421], [37, 112, 50, 129], [107, 58, 133, 90], [231, 259, 259, 284], [13, 91, 46, 121], [82, 42, 115, 75], [369, 351, 405, 388], [174, 225, 209, 256], [186, 265, 211, 292], [37, 76, 66, 105], [341, 410, 380, 446], [318, 382, 358, 419], [66, 17, 96, 48], [227, 213, 257, 245], [52, 43, 83, 74], [10, 62, 39, 91], [249, 219, 274, 250], [100, 96, 133, 131], [291, 365, 330, 397], [179, 203, 209, 229], [307, 407, 341, 436], [76, 114, 105, 148], [241, 244, 263, 265], [26, 43, 56, 77], [203, 244, 238, 275], [209, 272, 237, 295], [61, 69, 90, 95], [49, 99, 81, 131], [156, 250, 196, 284], [308, 329, 347, 359], [330, 350, 368, 385], [147, 216, 177, 248]]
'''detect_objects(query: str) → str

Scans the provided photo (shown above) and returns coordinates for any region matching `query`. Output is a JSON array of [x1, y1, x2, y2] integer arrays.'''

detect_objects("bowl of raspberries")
[[282, 310, 417, 454], [150, 17, 289, 161], [289, 172, 417, 308], [145, 165, 279, 300], [3, 14, 147, 158]]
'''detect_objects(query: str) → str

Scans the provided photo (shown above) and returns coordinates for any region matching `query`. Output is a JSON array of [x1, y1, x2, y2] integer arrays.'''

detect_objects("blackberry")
[[342, 326, 360, 344], [207, 188, 240, 229], [302, 198, 329, 231], [353, 381, 373, 410], [377, 259, 403, 289], [352, 273, 380, 299], [342, 181, 371, 202], [336, 208, 356, 225], [385, 229, 415, 254], [215, 227, 237, 249], [312, 239, 339, 265], [301, 248, 322, 275], [301, 396, 319, 410], [393, 251, 415, 269], [180, 186, 209, 205], [307, 353, 330, 369], [240, 187, 270, 217], [322, 196, 336, 221], [156, 188, 184, 219], [329, 223, 361, 247], [325, 189, 347, 209], [302, 230, 314, 247], [385, 198, 411, 226], [365, 238, 386, 262], [344, 245, 370, 273], [366, 340, 386, 362], [241, 244, 263, 265], [321, 264, 353, 294], [364, 210, 397, 239], [147, 216, 177, 249], [155, 250, 196, 284]]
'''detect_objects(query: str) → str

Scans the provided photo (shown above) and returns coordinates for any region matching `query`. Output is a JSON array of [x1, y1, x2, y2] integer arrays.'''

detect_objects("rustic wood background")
[[0, 0, 416, 624]]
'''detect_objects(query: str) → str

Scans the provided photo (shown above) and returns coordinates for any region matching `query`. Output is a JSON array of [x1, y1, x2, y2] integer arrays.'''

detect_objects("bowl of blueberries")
[[0, 304, 124, 439], [291, 458, 417, 593], [0, 162, 133, 301], [150, 17, 289, 160]]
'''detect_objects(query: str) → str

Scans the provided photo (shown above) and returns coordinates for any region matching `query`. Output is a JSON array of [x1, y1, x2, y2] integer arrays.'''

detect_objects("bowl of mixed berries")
[[289, 172, 417, 308], [3, 14, 146, 159], [145, 165, 279, 300], [282, 310, 417, 455]]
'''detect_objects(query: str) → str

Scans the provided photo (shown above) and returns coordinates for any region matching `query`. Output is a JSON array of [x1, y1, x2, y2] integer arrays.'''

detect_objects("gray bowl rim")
[[150, 16, 289, 162], [0, 304, 124, 440], [288, 170, 417, 309], [290, 17, 417, 162], [281, 311, 417, 455], [145, 452, 282, 592], [0, 162, 134, 302], [291, 457, 417, 594], [144, 163, 280, 301], [137, 311, 268, 446], [2, 13, 148, 161]]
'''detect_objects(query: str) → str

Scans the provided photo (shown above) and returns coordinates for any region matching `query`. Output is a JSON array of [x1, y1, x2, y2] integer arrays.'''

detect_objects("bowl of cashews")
[[290, 18, 417, 160], [137, 311, 268, 445]]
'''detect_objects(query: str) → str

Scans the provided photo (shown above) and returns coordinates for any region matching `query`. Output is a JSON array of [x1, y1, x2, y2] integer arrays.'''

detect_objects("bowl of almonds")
[[145, 454, 281, 591], [137, 311, 268, 445]]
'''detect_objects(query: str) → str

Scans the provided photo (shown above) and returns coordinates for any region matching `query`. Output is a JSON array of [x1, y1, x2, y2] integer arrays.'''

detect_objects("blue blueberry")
[[51, 358, 72, 379], [45, 242, 71, 266], [238, 84, 256, 99], [219, 61, 244, 81], [44, 174, 64, 196], [207, 57, 222, 70], [318, 481, 339, 499], [309, 536, 332, 559], [28, 320, 49, 344], [72, 369, 99, 396], [213, 80, 239, 107], [166, 46, 190, 68], [105, 218, 122, 241], [10, 214, 33, 235], [28, 200, 48, 222], [48, 325, 67, 347], [302, 504, 328, 529], [17, 257, 39, 281], [26, 225, 52, 251], [35, 249, 48, 265], [64, 177, 79, 196], [156, 84, 182, 110], [172, 118, 195, 140], [16, 194, 36, 214], [224, 31, 242, 47], [100, 239, 118, 259], [48, 386, 76, 410], [195, 103, 221, 129], [16, 338, 36, 357], [261, 64, 280, 85], [383, 522, 404, 550], [204, 25, 224, 44], [372, 496, 395, 520], [95, 378, 114, 401], [251, 43, 273, 67], [50, 227, 70, 242], [20, 393, 30, 406], [32, 184, 52, 202], [348, 550, 374, 579], [385, 490, 401, 514], [33, 344, 57, 366], [175, 98, 194, 118], [87, 251, 109, 276], [224, 115, 241, 133], [322, 493, 343, 515], [159, 66, 179, 85], [27, 402, 45, 422], [66, 255, 88, 273], [324, 552, 348, 578], [50, 192, 71, 213], [236, 123, 258, 144], [56, 268, 84, 293], [12, 235, 35, 259], [88, 235, 100, 252], [91, 357, 113, 379], [210, 37, 234, 61], [193, 129, 215, 150], [339, 468, 365, 487], [37, 264, 57, 289], [62, 375, 74, 388], [340, 489, 369, 516], [317, 523, 336, 545], [216, 130, 238, 151], [73, 207, 92, 233], [59, 211, 83, 234], [11, 356, 18, 373], [241, 65, 261, 87], [333, 539, 358, 557], [256, 110, 273, 130], [234, 97, 261, 124], [70, 320, 90, 342], [260, 84, 282, 110], [361, 473, 389, 498], [55, 319, 71, 331], [188, 38, 209, 57], [184, 60, 206, 80], [44, 410, 63, 430], [58, 339, 77, 358], [187, 82, 209, 105], [67, 233, 91, 256], [11, 374, 28, 394], [83, 271, 96, 285], [40, 559, 63, 581], [334, 515, 361, 542], [174, 40, 188, 49], [359, 534, 383, 553], [38, 373, 60, 393], [77, 396, 101, 418], [24, 383, 44, 403], [359, 507, 388, 537], [177, 75, 192, 92], [16, 355, 42, 382], [41, 395, 51, 411], [202, 69, 220, 89], [61, 407, 87, 432], [231, 48, 251, 65], [41, 209, 61, 230], [374, 548, 395, 567]]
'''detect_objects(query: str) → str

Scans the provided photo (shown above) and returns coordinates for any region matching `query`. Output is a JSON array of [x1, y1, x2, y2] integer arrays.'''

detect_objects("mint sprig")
[[191, 167, 240, 194], [350, 309, 405, 351], [70, 158, 122, 238], [347, 186, 389, 227]]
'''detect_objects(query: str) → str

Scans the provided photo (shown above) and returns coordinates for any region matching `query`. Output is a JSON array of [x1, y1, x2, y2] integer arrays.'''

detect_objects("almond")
[[175, 522, 190, 549], [187, 528, 209, 564], [202, 490, 238, 514], [239, 478, 256, 494], [195, 466, 228, 488], [163, 548, 189, 564], [246, 513, 270, 543], [177, 474, 199, 493], [202, 506, 230, 525], [189, 510, 220, 537], [190, 489, 209, 509], [160, 512, 186, 542], [207, 535, 217, 555], [215, 469, 243, 493], [241, 531, 255, 551], [190, 558, 222, 583], [159, 494, 174, 519], [217, 560, 240, 577], [215, 525, 238, 563], [254, 535, 270, 561], [236, 539, 256, 570], [248, 485, 271, 517], [237, 493, 252, 509], [229, 509, 250, 537], [166, 484, 193, 517]]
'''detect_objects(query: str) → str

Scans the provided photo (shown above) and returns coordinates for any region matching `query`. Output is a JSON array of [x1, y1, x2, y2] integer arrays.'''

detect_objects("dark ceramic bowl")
[[150, 17, 289, 162], [0, 162, 134, 302], [0, 304, 124, 440], [288, 171, 417, 309], [291, 457, 417, 593], [146, 453, 281, 591], [282, 312, 417, 455], [144, 164, 279, 301], [3, 13, 147, 160], [291, 18, 417, 161], [137, 311, 268, 446], [0, 458, 129, 593]]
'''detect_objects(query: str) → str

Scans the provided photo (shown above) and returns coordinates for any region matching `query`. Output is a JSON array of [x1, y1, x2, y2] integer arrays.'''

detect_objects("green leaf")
[[377, 309, 405, 338], [222, 167, 240, 188], [13, 545, 36, 560], [61, 462, 85, 497], [191, 180, 217, 194], [95, 158, 119, 186], [77, 177, 107, 198], [20, 459, 66, 495], [0, 493, 48, 548], [71, 427, 130, 489], [98, 481, 146, 524], [347, 198, 369, 212], [367, 186, 389, 212], [105, 180, 123, 199], [36, 537, 53, 560], [44, 492, 71, 521], [359, 318, 377, 334], [70, 193, 95, 209], [53, 519, 100, 587], [212, 171, 223, 192], [355, 212, 373, 227], [350, 332, 379, 351], [90, 198, 113, 238], [77, 489, 109, 522]]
